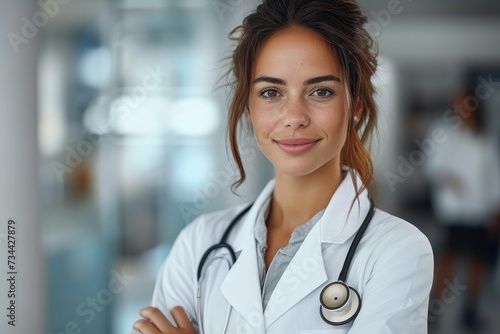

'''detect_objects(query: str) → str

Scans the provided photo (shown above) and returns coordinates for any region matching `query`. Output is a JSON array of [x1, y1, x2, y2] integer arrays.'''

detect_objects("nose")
[[281, 97, 309, 129]]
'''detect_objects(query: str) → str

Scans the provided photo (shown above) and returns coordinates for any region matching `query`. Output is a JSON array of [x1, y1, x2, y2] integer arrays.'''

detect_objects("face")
[[248, 27, 349, 179], [454, 92, 478, 130]]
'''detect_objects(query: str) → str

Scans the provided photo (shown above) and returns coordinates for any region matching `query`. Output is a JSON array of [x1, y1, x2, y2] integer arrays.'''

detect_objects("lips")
[[275, 138, 320, 154]]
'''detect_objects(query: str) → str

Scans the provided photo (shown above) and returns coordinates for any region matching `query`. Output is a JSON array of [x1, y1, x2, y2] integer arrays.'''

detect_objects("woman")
[[132, 0, 433, 333]]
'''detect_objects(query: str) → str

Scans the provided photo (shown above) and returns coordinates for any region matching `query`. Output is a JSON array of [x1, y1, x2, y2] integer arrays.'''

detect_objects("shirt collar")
[[253, 198, 326, 251], [234, 166, 371, 250]]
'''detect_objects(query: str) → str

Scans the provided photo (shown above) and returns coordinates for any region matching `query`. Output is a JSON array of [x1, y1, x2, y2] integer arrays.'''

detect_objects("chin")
[[269, 152, 341, 179], [274, 161, 324, 178]]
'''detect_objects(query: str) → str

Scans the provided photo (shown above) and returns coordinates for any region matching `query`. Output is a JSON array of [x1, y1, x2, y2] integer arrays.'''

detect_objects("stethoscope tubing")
[[196, 203, 253, 280], [337, 197, 375, 282], [196, 197, 376, 332], [196, 255, 233, 334]]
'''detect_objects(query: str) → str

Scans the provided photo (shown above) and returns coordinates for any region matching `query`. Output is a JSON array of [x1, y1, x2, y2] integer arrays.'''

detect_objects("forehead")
[[253, 27, 342, 80]]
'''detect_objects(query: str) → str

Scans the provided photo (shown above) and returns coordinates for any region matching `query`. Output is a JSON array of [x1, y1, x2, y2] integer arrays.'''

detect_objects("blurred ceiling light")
[[38, 48, 66, 156], [105, 95, 219, 137], [174, 149, 214, 184], [110, 96, 171, 135], [172, 148, 215, 200], [39, 112, 66, 157], [169, 98, 219, 136], [83, 96, 113, 135], [78, 47, 111, 88]]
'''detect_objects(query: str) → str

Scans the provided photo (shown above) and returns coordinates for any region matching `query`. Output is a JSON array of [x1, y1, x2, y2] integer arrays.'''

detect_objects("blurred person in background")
[[426, 90, 500, 330]]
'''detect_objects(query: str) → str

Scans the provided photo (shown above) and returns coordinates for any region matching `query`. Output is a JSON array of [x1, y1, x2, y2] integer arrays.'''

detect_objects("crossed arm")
[[133, 306, 195, 334]]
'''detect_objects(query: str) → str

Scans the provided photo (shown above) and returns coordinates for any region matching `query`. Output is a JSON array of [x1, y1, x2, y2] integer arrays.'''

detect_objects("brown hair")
[[226, 0, 378, 201]]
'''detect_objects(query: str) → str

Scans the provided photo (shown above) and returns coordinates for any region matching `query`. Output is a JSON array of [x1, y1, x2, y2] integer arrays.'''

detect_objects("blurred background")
[[1, 0, 500, 333]]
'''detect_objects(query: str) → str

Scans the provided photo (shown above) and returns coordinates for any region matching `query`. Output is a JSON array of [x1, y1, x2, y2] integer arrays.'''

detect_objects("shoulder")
[[354, 208, 434, 297], [363, 209, 433, 261], [177, 202, 252, 246], [348, 209, 434, 332], [163, 202, 253, 274]]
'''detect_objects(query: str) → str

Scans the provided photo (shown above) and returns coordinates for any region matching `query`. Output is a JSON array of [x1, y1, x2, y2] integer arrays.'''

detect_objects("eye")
[[311, 87, 334, 98], [260, 89, 281, 99]]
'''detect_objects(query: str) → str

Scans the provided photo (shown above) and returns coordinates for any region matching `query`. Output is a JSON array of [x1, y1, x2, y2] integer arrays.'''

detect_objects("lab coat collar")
[[264, 168, 371, 327], [220, 168, 370, 328], [319, 168, 372, 244], [229, 167, 371, 248]]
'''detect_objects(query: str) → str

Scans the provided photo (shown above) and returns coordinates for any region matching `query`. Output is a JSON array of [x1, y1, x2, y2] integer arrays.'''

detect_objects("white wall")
[[378, 17, 500, 64], [0, 0, 45, 333]]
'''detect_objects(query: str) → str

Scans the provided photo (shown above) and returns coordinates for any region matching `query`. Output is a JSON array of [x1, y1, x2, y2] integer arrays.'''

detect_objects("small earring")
[[353, 115, 359, 122]]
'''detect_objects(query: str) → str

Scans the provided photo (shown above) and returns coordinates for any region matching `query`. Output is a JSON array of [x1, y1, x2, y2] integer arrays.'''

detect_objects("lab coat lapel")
[[263, 169, 370, 328], [219, 180, 275, 332], [264, 223, 327, 328], [220, 234, 265, 332], [320, 170, 371, 244]]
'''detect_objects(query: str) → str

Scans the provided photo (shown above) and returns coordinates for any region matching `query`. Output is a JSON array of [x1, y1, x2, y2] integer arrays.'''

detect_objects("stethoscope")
[[196, 197, 376, 333]]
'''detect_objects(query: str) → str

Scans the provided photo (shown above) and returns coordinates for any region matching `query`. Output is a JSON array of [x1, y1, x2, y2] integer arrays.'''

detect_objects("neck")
[[269, 162, 343, 232]]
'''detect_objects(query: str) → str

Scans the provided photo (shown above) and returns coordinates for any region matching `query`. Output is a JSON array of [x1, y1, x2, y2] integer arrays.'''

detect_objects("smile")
[[275, 138, 320, 154]]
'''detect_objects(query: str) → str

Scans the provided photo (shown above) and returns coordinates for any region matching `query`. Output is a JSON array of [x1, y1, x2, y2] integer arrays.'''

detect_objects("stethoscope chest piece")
[[319, 281, 361, 325]]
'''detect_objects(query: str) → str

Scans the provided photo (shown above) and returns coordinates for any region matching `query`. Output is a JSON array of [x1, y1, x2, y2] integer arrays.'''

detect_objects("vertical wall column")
[[0, 0, 45, 333]]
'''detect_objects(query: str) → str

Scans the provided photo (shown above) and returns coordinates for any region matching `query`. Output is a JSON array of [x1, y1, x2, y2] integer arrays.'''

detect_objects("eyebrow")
[[253, 75, 341, 85], [305, 75, 341, 85]]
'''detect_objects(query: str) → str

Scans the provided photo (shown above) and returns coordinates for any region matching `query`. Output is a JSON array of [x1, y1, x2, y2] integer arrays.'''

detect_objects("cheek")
[[252, 118, 274, 143], [248, 107, 276, 137], [320, 107, 348, 138], [247, 98, 262, 126]]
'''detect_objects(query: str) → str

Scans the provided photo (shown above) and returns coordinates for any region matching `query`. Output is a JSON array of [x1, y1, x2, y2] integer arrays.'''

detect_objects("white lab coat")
[[147, 172, 434, 333], [425, 124, 500, 225]]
